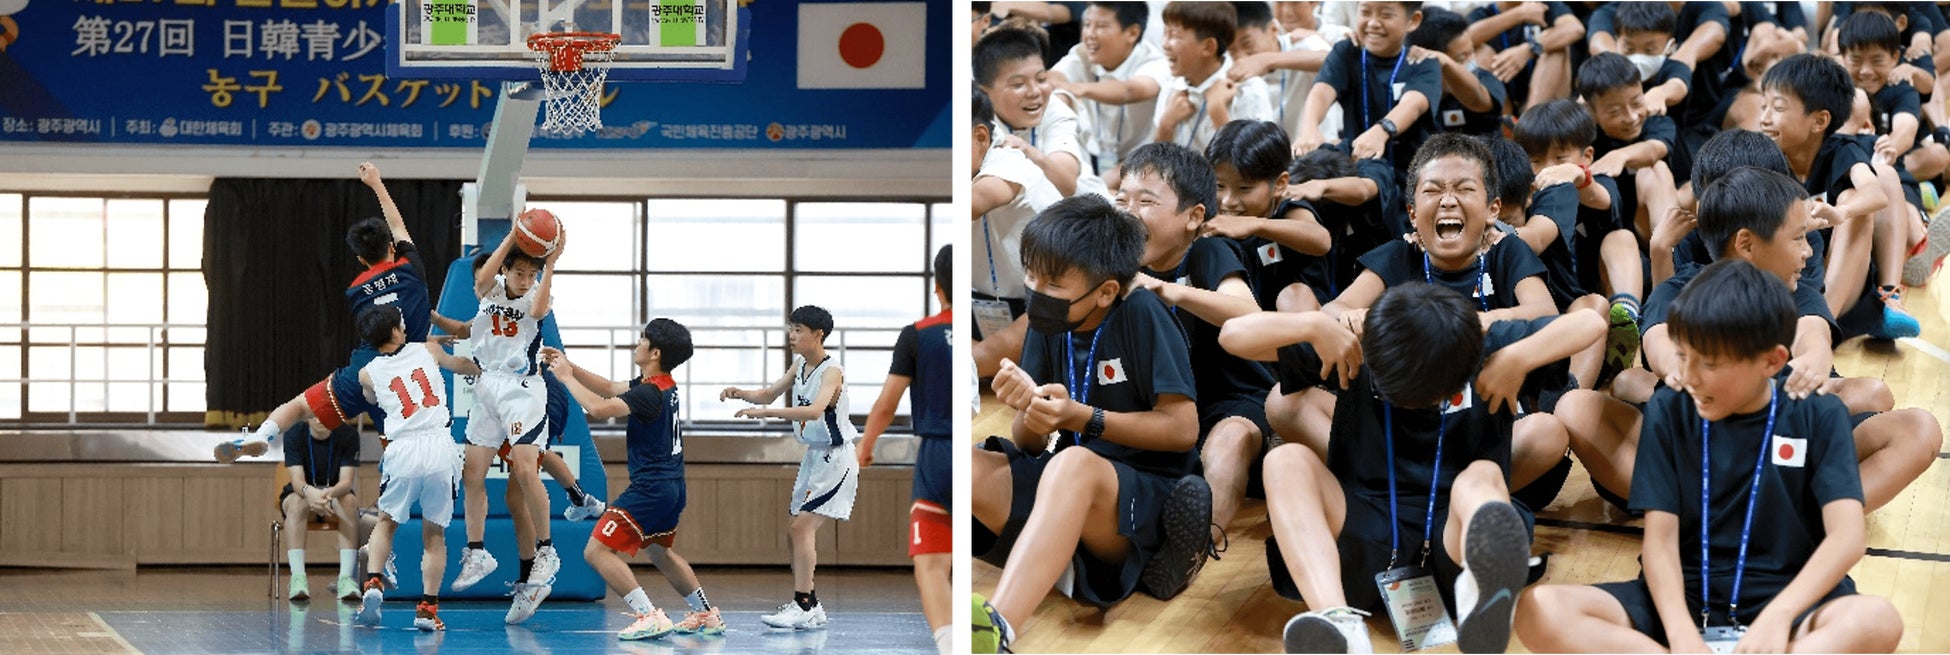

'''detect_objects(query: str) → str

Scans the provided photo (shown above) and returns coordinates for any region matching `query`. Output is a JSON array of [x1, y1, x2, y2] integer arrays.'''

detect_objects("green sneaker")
[[336, 576, 360, 602], [287, 575, 310, 602], [971, 594, 1012, 654], [1606, 302, 1641, 370]]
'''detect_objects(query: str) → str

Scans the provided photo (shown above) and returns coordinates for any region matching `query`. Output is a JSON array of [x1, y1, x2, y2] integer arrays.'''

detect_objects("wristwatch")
[[1083, 407, 1106, 442], [1527, 35, 1544, 57], [1379, 118, 1399, 138]]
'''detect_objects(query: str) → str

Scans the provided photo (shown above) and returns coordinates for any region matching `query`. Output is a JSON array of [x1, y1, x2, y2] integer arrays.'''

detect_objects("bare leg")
[[1558, 389, 1643, 499], [789, 512, 829, 596], [1568, 295, 1609, 389], [1853, 408, 1943, 511], [366, 515, 398, 583], [462, 446, 495, 544], [1275, 283, 1323, 313], [1601, 230, 1644, 301], [282, 493, 310, 549], [1201, 416, 1262, 535], [1442, 460, 1511, 561], [1834, 377, 1895, 414], [509, 444, 551, 542], [645, 544, 705, 598], [1787, 594, 1904, 652], [972, 449, 1012, 534], [584, 540, 640, 596], [1871, 163, 1910, 290], [1527, 50, 1572, 112], [1261, 443, 1350, 608], [990, 448, 1131, 629], [1511, 413, 1568, 491], [1905, 143, 1949, 182], [507, 473, 537, 561], [913, 552, 952, 632], [1514, 585, 1665, 653], [1634, 164, 1678, 245], [1825, 204, 1875, 317], [1609, 367, 1658, 405], [974, 315, 1028, 379], [421, 520, 447, 593], [334, 493, 361, 550]]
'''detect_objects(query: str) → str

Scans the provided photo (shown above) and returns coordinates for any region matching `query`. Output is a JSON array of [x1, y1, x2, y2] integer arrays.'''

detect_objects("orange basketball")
[[513, 208, 561, 257]]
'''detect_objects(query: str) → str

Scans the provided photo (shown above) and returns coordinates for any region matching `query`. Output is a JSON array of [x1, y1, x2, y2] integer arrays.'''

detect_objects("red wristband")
[[1575, 164, 1593, 190]]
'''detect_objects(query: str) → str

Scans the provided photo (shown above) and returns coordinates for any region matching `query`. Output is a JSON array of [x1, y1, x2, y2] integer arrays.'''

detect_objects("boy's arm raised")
[[476, 232, 515, 299], [542, 346, 627, 397], [424, 340, 482, 377], [547, 355, 631, 420], [358, 162, 412, 245], [531, 228, 565, 319]]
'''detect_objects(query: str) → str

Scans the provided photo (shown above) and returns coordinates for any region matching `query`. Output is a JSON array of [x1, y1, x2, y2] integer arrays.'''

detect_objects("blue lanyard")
[[1155, 251, 1192, 320], [1699, 382, 1779, 629], [1064, 308, 1114, 447], [1359, 47, 1409, 129], [306, 433, 318, 486], [1424, 252, 1492, 311], [1383, 401, 1447, 569], [981, 215, 1000, 296], [1491, 4, 1512, 51]]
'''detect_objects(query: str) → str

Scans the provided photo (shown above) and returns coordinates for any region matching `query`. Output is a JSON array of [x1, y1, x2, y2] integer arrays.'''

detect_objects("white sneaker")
[[565, 495, 607, 522], [1282, 606, 1372, 654], [452, 547, 498, 591], [505, 581, 553, 625], [760, 601, 829, 630], [356, 586, 384, 625], [530, 545, 561, 585]]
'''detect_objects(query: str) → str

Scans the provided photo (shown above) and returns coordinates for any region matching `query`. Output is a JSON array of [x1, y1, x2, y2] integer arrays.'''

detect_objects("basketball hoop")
[[524, 31, 621, 135]]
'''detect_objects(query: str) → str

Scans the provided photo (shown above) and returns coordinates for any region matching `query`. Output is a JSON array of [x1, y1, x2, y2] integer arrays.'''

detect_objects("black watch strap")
[[1380, 118, 1399, 138], [1083, 406, 1106, 441]]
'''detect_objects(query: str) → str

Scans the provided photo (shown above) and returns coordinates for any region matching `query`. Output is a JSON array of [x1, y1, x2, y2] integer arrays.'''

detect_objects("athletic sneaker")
[[1909, 205, 1950, 286], [413, 601, 444, 632], [336, 575, 360, 602], [1605, 302, 1641, 370], [505, 581, 552, 625], [530, 545, 561, 585], [1871, 287, 1923, 340], [565, 495, 607, 522], [1282, 606, 1372, 654], [287, 575, 310, 601], [673, 607, 726, 635], [1137, 474, 1214, 600], [760, 601, 828, 630], [618, 609, 674, 641], [452, 547, 498, 591], [356, 580, 384, 625], [214, 438, 269, 463], [1454, 501, 1530, 654], [970, 594, 1013, 654]]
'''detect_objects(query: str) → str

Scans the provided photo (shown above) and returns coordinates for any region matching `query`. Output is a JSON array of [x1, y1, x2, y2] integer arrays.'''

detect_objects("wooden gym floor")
[[972, 275, 1950, 653]]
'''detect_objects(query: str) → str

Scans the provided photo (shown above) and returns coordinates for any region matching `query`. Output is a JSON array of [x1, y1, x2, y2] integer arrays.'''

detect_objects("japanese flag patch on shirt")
[[1258, 242, 1283, 266], [1098, 358, 1128, 386], [1442, 385, 1473, 414], [1772, 434, 1807, 467]]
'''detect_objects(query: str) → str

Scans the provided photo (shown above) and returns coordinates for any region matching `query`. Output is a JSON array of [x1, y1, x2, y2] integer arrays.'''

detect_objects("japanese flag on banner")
[[1257, 242, 1283, 265], [1772, 435, 1807, 467], [798, 2, 927, 89], [1098, 358, 1128, 386]]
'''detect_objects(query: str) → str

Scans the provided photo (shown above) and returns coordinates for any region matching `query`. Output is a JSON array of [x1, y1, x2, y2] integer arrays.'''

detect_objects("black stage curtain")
[[202, 177, 464, 427]]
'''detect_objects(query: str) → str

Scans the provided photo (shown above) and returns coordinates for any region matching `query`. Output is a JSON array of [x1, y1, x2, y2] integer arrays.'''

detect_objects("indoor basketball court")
[[0, 0, 949, 652]]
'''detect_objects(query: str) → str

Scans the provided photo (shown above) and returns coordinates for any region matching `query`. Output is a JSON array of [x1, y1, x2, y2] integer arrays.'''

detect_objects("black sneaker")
[[1456, 501, 1530, 654], [1138, 475, 1213, 600]]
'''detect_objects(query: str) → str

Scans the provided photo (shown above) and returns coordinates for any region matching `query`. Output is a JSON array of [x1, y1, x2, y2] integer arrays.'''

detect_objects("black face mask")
[[1025, 286, 1094, 333]]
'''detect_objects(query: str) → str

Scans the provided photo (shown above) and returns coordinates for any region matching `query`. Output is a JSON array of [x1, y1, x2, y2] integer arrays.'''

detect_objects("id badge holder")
[[1374, 566, 1457, 651], [972, 299, 1014, 340], [1701, 626, 1746, 654]]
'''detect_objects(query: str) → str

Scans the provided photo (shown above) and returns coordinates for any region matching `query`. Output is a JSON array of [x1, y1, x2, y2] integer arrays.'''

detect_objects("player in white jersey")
[[341, 304, 460, 632], [722, 305, 859, 630], [444, 227, 566, 624]]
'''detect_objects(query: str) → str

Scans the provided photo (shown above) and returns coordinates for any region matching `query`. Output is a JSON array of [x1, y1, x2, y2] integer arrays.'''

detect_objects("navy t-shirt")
[[283, 422, 360, 489], [1464, 1, 1573, 110], [1642, 261, 1840, 344], [1244, 198, 1329, 310], [1803, 133, 1872, 205], [620, 374, 684, 483], [892, 310, 953, 439], [1571, 174, 1626, 300], [1286, 160, 1406, 303], [1142, 238, 1275, 415], [1436, 68, 1509, 138], [1631, 386, 1862, 608], [347, 240, 432, 344], [1591, 1, 1734, 124], [1357, 236, 1548, 311], [1869, 82, 1923, 139], [1526, 182, 1585, 309], [1020, 289, 1197, 478], [1316, 39, 1443, 171]]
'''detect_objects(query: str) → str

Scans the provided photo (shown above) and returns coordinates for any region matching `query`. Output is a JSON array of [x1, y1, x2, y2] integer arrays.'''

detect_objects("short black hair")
[[1020, 195, 1146, 290], [1667, 259, 1797, 361], [355, 304, 403, 347], [1838, 10, 1903, 57], [972, 82, 995, 128], [474, 247, 544, 274], [973, 27, 1045, 87], [641, 317, 694, 370], [1163, 1, 1238, 59], [1576, 52, 1640, 100], [346, 217, 393, 265], [1614, 2, 1677, 37], [1690, 128, 1793, 191], [1407, 6, 1469, 53], [1761, 53, 1854, 137], [1231, 1, 1273, 30], [1406, 133, 1499, 203], [1363, 282, 1483, 408], [1512, 98, 1597, 155], [1697, 167, 1807, 258], [1482, 136, 1534, 209], [1124, 141, 1219, 217], [1088, 1, 1150, 39], [932, 244, 952, 295], [789, 305, 835, 343], [1287, 147, 1358, 185], [1205, 120, 1291, 183]]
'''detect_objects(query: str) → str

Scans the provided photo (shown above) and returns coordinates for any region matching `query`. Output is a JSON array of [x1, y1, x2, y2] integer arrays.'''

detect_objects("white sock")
[[934, 626, 952, 655], [286, 549, 305, 579], [623, 588, 654, 615], [685, 587, 710, 612], [338, 549, 357, 577]]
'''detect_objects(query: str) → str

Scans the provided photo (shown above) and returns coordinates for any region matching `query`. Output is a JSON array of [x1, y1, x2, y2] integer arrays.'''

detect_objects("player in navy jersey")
[[217, 161, 434, 461], [545, 319, 724, 641], [859, 245, 953, 655]]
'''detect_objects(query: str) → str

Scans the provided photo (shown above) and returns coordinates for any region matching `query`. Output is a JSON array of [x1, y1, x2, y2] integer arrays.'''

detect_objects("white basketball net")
[[528, 34, 618, 136]]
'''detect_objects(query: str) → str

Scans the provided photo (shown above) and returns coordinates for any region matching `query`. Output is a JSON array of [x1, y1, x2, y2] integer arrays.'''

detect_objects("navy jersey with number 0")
[[620, 374, 684, 483]]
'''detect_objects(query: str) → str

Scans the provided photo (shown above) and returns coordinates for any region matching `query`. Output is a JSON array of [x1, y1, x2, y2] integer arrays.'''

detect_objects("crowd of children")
[[973, 2, 1947, 653]]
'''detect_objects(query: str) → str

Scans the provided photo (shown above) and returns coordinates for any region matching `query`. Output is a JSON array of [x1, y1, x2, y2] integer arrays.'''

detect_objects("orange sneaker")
[[414, 601, 444, 631], [673, 607, 726, 635]]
